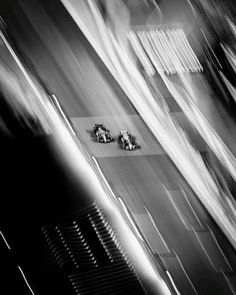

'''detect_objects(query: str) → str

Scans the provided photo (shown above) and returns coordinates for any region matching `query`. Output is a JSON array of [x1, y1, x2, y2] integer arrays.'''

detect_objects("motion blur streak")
[[221, 43, 236, 77], [47, 99, 171, 295], [132, 28, 236, 182], [128, 31, 155, 76], [56, 0, 115, 79], [150, 0, 163, 23], [193, 231, 218, 271], [167, 74, 236, 181], [164, 187, 189, 230], [17, 266, 35, 295], [50, 94, 76, 136], [144, 207, 170, 253], [134, 28, 203, 74], [226, 15, 236, 39], [201, 28, 222, 69], [1, 23, 172, 295], [207, 225, 233, 271], [0, 32, 51, 134], [180, 185, 204, 229], [0, 32, 46, 110], [117, 197, 144, 242], [173, 251, 198, 295], [149, 31, 171, 73], [50, 92, 170, 292], [219, 71, 236, 104], [0, 22, 173, 295], [166, 271, 181, 295], [84, 0, 236, 249], [0, 230, 11, 250]]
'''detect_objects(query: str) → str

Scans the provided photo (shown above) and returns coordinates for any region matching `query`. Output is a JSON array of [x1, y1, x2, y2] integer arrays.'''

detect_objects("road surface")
[[1, 0, 236, 294]]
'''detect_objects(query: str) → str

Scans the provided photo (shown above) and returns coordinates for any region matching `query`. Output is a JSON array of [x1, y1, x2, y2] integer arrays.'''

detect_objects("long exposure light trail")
[[2, 20, 173, 295], [129, 28, 236, 182], [0, 230, 11, 250], [219, 70, 236, 104], [221, 43, 236, 75], [148, 30, 172, 73], [226, 15, 236, 39], [164, 30, 186, 72], [128, 31, 155, 76], [85, 1, 236, 252], [131, 28, 203, 75], [166, 271, 181, 295], [17, 266, 36, 295]]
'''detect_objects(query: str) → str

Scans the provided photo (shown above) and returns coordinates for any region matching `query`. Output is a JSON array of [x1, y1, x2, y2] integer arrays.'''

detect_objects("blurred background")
[[1, 0, 236, 294]]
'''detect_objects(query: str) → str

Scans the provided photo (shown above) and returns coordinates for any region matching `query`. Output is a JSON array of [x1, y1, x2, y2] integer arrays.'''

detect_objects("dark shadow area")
[[0, 89, 92, 294]]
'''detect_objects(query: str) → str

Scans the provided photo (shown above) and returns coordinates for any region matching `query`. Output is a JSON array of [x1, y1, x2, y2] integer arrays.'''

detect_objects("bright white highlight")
[[226, 15, 236, 39], [166, 271, 181, 295], [60, 0, 236, 252], [117, 197, 144, 242], [1, 18, 171, 294], [0, 31, 46, 109], [221, 43, 236, 78], [219, 70, 236, 104], [0, 30, 51, 133], [201, 29, 222, 69], [129, 28, 203, 75], [144, 206, 170, 253], [174, 251, 198, 294], [0, 230, 11, 250], [50, 94, 76, 136], [18, 266, 36, 295], [130, 28, 236, 184], [128, 31, 156, 76]]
